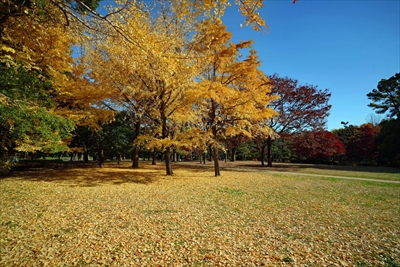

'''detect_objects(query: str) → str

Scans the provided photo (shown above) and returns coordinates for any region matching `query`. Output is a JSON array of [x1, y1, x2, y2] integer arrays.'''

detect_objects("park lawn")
[[1, 162, 399, 266], [268, 166, 400, 182], [217, 161, 400, 182]]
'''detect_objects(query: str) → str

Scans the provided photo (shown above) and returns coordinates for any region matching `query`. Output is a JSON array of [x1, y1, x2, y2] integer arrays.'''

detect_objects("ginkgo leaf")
[[0, 44, 15, 53]]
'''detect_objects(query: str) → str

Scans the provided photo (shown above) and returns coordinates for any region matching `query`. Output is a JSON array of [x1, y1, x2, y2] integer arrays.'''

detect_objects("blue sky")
[[222, 0, 400, 130]]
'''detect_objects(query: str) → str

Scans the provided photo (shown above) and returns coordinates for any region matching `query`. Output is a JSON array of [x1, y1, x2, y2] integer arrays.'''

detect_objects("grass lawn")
[[1, 162, 399, 266], [217, 161, 400, 182]]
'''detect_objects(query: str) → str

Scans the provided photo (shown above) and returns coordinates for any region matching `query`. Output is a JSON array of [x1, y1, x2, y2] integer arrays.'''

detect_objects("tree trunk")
[[132, 121, 141, 168], [172, 148, 177, 162], [267, 136, 273, 167], [260, 145, 265, 166], [230, 147, 237, 162], [199, 150, 202, 164], [98, 149, 105, 168], [213, 147, 220, 176], [165, 147, 173, 175], [160, 97, 173, 175], [132, 146, 139, 168], [152, 148, 157, 165], [117, 154, 121, 165], [83, 151, 89, 163]]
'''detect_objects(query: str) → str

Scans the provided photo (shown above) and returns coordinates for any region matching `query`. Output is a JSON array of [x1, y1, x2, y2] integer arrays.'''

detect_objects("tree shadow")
[[8, 160, 398, 186], [8, 162, 165, 187], [173, 162, 215, 173]]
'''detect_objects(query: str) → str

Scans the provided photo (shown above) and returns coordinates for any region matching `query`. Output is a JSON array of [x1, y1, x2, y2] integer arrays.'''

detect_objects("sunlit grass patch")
[[285, 166, 400, 181], [217, 187, 246, 195]]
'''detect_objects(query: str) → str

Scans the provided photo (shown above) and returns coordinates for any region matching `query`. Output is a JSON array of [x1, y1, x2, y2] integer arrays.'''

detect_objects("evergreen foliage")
[[367, 73, 400, 119]]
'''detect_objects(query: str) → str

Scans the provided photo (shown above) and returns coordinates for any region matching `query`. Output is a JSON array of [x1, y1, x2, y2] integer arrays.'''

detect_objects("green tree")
[[95, 111, 135, 167], [236, 141, 257, 161], [0, 65, 74, 173], [0, 0, 99, 174], [375, 118, 400, 167], [69, 111, 136, 167], [0, 0, 101, 32], [271, 138, 292, 162], [367, 73, 400, 119], [333, 122, 361, 164], [68, 125, 97, 163], [366, 73, 400, 166]]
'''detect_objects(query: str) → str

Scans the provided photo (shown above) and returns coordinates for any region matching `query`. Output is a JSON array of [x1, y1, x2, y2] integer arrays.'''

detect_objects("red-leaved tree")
[[256, 74, 331, 166], [333, 123, 378, 164], [292, 130, 345, 161]]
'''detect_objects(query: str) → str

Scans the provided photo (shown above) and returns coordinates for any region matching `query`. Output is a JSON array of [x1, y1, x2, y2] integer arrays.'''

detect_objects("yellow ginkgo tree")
[[80, 1, 200, 174], [71, 0, 275, 175], [0, 0, 118, 172], [191, 20, 277, 176]]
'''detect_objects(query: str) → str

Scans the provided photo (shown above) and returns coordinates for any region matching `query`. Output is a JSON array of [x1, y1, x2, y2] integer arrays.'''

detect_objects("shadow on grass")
[[8, 161, 166, 187], [9, 160, 398, 186], [174, 162, 215, 173]]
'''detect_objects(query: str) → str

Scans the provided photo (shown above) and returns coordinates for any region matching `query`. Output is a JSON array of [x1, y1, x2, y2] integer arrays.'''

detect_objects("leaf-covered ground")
[[1, 162, 399, 266]]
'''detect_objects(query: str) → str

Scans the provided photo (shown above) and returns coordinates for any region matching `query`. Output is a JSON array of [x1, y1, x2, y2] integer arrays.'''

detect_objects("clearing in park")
[[1, 161, 399, 266]]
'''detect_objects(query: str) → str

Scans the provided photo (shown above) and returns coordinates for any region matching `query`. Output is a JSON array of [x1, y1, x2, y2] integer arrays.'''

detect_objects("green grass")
[[293, 167, 400, 181], [203, 160, 400, 181], [217, 187, 246, 195]]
